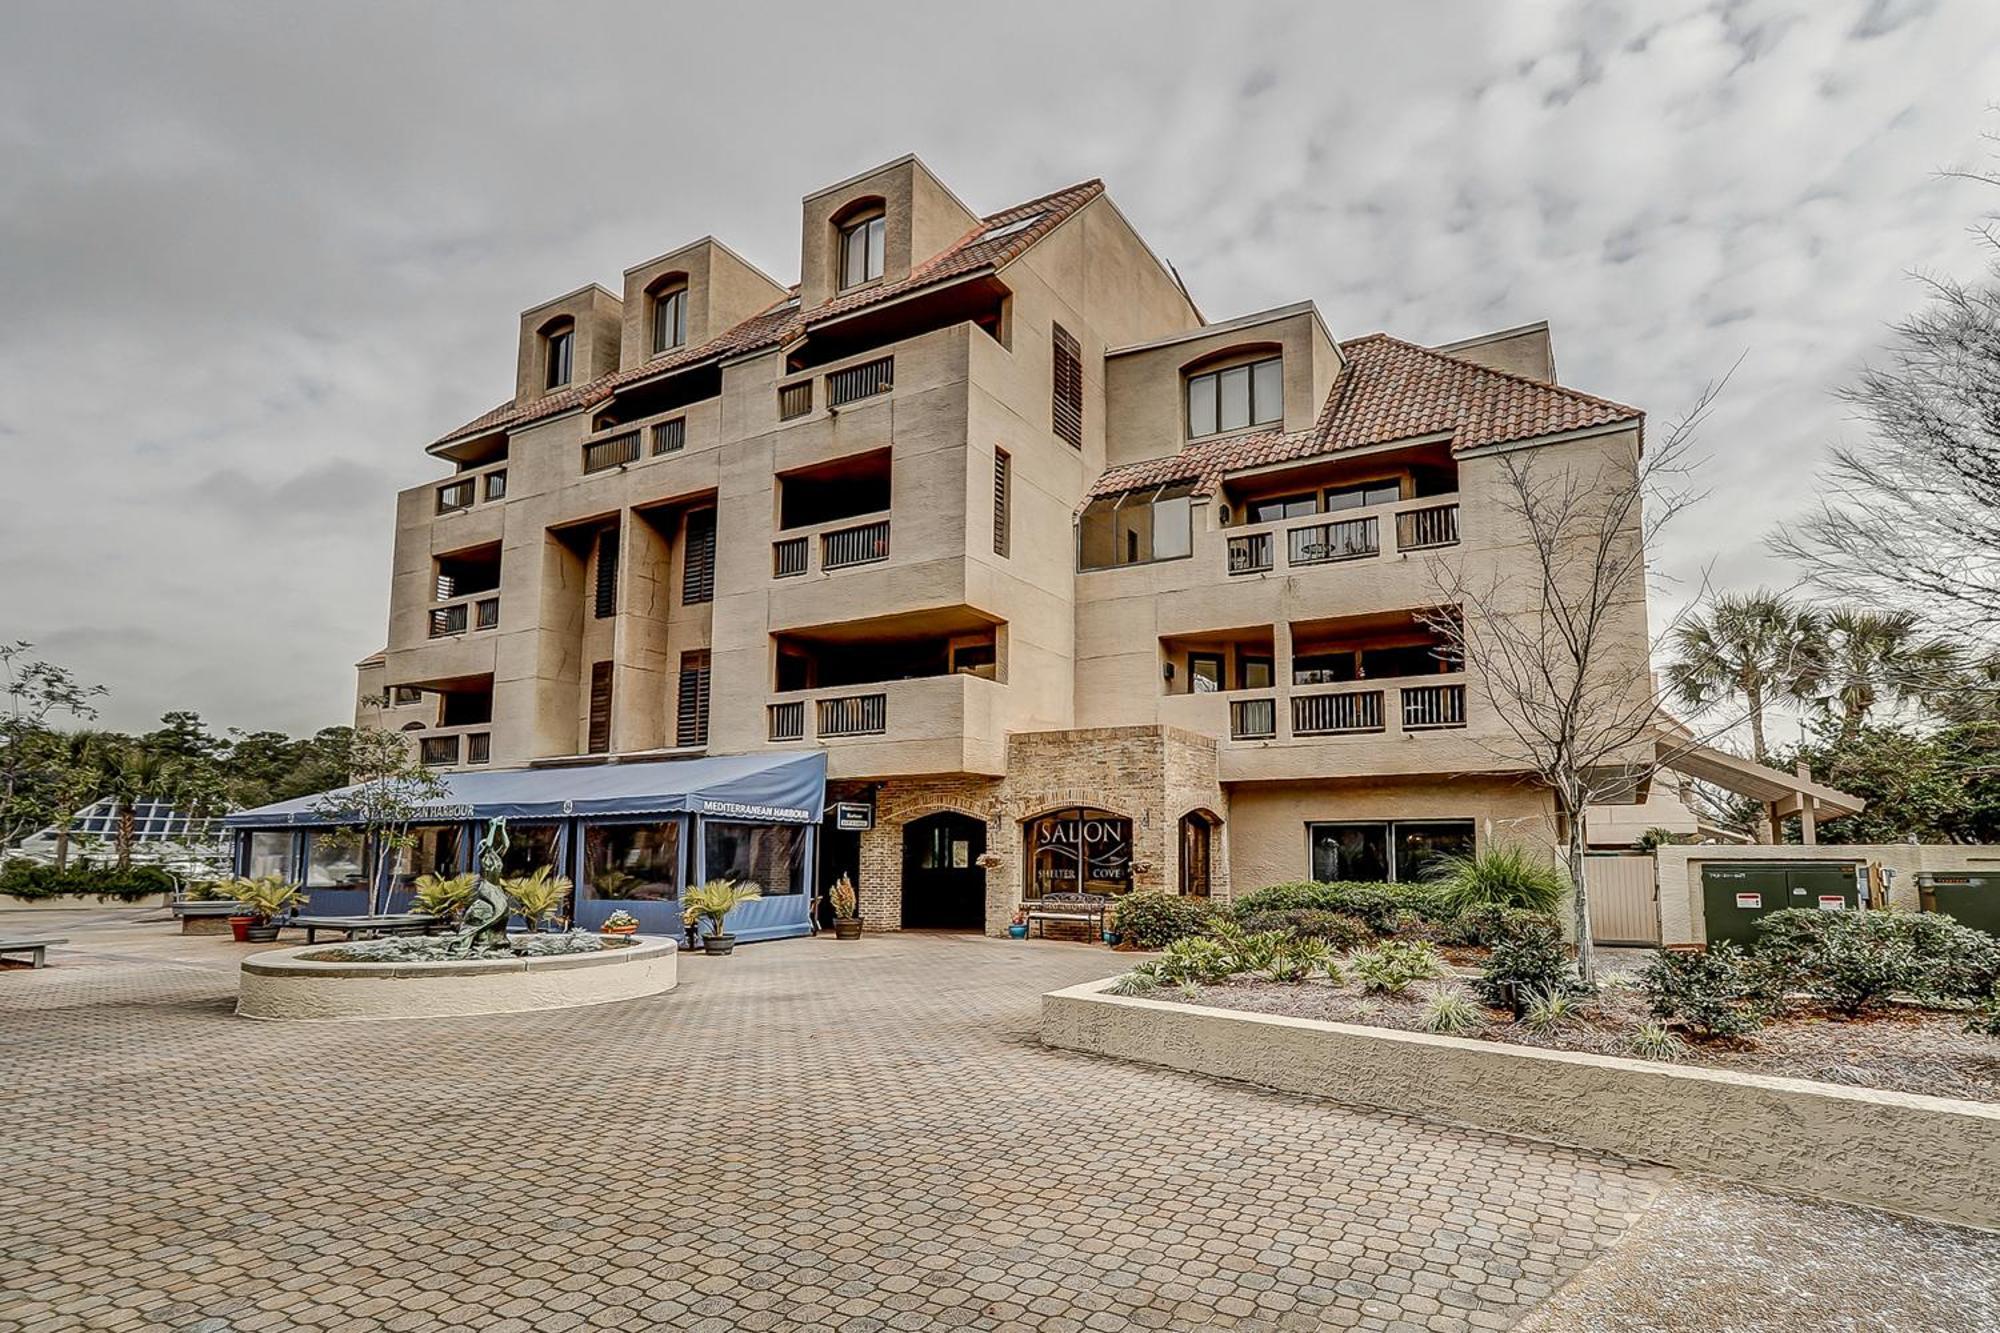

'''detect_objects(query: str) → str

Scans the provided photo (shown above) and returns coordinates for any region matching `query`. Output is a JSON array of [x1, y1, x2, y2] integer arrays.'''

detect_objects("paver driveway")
[[2, 913, 1668, 1332]]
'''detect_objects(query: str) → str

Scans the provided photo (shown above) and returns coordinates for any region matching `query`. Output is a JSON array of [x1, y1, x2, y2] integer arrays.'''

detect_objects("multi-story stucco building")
[[354, 154, 1659, 935]]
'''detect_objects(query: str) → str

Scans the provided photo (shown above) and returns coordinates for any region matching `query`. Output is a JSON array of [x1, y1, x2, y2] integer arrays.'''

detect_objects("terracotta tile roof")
[[430, 180, 1106, 450], [1087, 333, 1642, 499]]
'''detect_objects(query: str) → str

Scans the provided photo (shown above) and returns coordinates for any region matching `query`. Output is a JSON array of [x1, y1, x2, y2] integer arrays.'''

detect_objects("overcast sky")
[[2, 0, 1997, 735]]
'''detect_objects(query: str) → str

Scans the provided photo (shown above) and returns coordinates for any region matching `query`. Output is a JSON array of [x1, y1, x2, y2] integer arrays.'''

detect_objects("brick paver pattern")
[[1, 917, 1671, 1332]]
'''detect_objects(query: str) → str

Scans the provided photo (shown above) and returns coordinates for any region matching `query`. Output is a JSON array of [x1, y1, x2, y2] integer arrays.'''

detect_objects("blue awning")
[[223, 751, 827, 829]]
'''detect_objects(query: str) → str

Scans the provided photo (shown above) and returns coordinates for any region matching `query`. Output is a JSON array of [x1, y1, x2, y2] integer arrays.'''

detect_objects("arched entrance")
[[1179, 810, 1219, 898], [901, 812, 987, 930]]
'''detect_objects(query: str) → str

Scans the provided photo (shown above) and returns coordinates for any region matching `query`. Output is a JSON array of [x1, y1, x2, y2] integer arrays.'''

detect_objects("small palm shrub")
[[1349, 940, 1448, 995], [1106, 971, 1161, 997], [1262, 935, 1335, 983], [1443, 903, 1561, 949], [680, 878, 761, 938], [1140, 936, 1238, 986], [1473, 917, 1576, 1011], [1638, 943, 1765, 1040], [1425, 844, 1569, 915], [408, 872, 478, 921], [1518, 987, 1586, 1036], [224, 874, 303, 922], [1236, 908, 1373, 952], [1111, 892, 1223, 949], [1420, 987, 1485, 1035], [1625, 1021, 1691, 1062], [503, 867, 574, 933]]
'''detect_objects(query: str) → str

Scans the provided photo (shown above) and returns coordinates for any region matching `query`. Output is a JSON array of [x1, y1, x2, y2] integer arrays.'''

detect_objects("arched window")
[[836, 202, 886, 290], [541, 317, 575, 389], [1185, 347, 1282, 438], [1023, 807, 1134, 897], [649, 275, 687, 354]]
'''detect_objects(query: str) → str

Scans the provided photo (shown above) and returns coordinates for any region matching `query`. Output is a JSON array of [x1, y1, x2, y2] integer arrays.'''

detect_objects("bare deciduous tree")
[[1423, 382, 1724, 983]]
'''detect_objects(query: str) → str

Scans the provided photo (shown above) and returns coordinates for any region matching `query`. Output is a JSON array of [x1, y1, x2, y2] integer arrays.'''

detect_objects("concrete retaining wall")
[[1042, 980, 2000, 1231], [239, 937, 678, 1020]]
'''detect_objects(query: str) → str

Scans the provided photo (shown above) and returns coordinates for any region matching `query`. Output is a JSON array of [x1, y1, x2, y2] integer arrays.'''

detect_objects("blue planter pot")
[[1103, 931, 1121, 946], [1007, 924, 1028, 939]]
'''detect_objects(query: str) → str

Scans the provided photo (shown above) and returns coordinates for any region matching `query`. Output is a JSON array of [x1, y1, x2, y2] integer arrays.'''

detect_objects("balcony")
[[582, 429, 642, 474], [428, 595, 499, 639], [1223, 496, 1458, 579], [826, 355, 894, 408], [769, 512, 892, 580], [413, 724, 492, 769], [1161, 670, 1475, 780], [763, 673, 1007, 778]]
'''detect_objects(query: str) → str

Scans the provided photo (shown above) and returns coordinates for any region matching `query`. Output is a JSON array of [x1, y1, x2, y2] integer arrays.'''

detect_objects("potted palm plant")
[[224, 874, 302, 943], [600, 909, 640, 938], [502, 866, 573, 933], [682, 878, 761, 955], [407, 872, 479, 925], [828, 873, 862, 940]]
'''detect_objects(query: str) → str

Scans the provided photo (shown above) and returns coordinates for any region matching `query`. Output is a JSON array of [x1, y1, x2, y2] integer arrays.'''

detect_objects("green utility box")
[[1919, 873, 2000, 935], [1700, 862, 1863, 947]]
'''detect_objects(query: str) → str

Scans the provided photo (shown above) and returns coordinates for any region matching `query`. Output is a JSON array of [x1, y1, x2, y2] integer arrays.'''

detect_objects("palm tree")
[[1808, 608, 1959, 743], [95, 743, 181, 871], [1664, 590, 1822, 764], [48, 729, 110, 870]]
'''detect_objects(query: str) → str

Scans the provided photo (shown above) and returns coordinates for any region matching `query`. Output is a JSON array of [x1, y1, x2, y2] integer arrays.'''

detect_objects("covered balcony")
[[770, 447, 893, 579], [1217, 440, 1460, 579], [429, 543, 502, 639]]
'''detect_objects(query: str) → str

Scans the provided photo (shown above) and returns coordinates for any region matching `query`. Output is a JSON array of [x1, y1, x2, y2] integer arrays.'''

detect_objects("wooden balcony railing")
[[1288, 515, 1378, 566], [778, 380, 813, 420], [768, 700, 805, 742], [418, 735, 460, 766], [474, 597, 499, 630], [1400, 683, 1466, 730], [818, 693, 887, 737], [582, 430, 641, 474], [650, 417, 685, 455], [1291, 689, 1385, 736], [772, 536, 808, 578], [436, 479, 475, 513], [827, 356, 894, 408], [822, 519, 890, 570], [429, 603, 467, 638], [1230, 697, 1277, 740], [1395, 502, 1460, 551]]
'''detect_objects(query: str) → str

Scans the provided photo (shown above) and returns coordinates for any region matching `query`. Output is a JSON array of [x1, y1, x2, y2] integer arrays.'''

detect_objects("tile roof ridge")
[[1354, 331, 1643, 420]]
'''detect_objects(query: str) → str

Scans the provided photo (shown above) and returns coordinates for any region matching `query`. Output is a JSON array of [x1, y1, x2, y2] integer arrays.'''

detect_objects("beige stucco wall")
[[1041, 981, 2000, 1232], [618, 237, 787, 369]]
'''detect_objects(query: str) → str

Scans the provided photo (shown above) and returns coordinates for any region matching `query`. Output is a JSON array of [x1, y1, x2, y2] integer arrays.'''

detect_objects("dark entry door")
[[902, 813, 987, 930]]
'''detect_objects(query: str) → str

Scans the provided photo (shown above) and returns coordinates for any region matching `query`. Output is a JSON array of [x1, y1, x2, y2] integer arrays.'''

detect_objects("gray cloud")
[[0, 0, 1996, 734]]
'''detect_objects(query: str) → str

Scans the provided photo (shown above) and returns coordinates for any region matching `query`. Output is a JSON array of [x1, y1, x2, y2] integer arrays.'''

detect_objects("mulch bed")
[[1169, 974, 2000, 1103]]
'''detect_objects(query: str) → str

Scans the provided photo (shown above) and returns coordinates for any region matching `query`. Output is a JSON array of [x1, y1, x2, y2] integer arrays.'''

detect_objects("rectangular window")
[[652, 287, 686, 353], [1239, 655, 1274, 691], [594, 529, 618, 619], [1051, 323, 1083, 448], [246, 831, 292, 881], [545, 329, 574, 388], [840, 213, 886, 289], [1188, 652, 1224, 693], [1248, 493, 1316, 524], [1306, 819, 1475, 883], [588, 661, 612, 754], [389, 825, 463, 889], [677, 651, 710, 747], [306, 828, 367, 889], [1077, 483, 1195, 570], [391, 686, 425, 706], [993, 448, 1011, 557], [497, 823, 560, 879], [484, 470, 507, 501], [703, 820, 808, 896], [1186, 356, 1282, 437], [583, 821, 683, 902], [682, 509, 715, 605], [1325, 480, 1402, 511]]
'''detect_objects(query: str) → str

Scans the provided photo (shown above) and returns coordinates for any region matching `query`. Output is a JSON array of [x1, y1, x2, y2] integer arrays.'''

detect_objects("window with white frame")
[[839, 210, 886, 289], [1186, 355, 1282, 437], [651, 281, 687, 354]]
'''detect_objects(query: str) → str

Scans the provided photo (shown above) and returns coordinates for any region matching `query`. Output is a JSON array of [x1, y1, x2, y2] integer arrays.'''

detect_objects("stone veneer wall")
[[842, 725, 1227, 936]]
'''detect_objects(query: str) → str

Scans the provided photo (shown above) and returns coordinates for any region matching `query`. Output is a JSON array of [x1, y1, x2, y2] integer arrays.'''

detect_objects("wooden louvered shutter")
[[682, 509, 715, 605], [1051, 323, 1083, 448], [676, 651, 711, 747], [993, 448, 1010, 557], [587, 661, 613, 754], [594, 529, 618, 619]]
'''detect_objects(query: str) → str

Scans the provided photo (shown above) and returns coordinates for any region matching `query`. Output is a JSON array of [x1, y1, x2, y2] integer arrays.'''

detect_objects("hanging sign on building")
[[833, 802, 874, 831]]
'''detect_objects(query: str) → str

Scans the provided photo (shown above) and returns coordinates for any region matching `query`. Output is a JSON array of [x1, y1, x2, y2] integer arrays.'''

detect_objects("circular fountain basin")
[[237, 936, 678, 1021]]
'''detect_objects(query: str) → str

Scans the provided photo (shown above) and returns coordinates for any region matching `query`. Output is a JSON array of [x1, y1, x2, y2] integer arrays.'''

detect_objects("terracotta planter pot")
[[228, 915, 256, 943], [703, 933, 737, 956], [601, 924, 638, 937], [833, 918, 863, 941]]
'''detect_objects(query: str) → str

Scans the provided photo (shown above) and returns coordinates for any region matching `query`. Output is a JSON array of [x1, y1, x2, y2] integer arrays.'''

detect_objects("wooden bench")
[[0, 938, 67, 970], [290, 914, 443, 945], [1023, 892, 1111, 940]]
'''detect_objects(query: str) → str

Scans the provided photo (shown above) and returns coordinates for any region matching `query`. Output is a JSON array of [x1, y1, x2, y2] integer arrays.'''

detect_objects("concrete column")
[[1794, 761, 1817, 846]]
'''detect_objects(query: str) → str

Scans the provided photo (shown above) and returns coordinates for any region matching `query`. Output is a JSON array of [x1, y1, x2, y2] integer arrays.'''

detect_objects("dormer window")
[[1186, 355, 1282, 438], [650, 279, 687, 355], [543, 320, 575, 389], [839, 209, 886, 290]]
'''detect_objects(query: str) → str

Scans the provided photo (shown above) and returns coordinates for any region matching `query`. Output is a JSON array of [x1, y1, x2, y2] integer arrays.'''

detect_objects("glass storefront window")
[[1307, 819, 1476, 883], [1025, 807, 1134, 897], [390, 825, 463, 888], [703, 821, 807, 896], [246, 831, 293, 881], [584, 821, 683, 901], [497, 823, 561, 879], [306, 828, 367, 889]]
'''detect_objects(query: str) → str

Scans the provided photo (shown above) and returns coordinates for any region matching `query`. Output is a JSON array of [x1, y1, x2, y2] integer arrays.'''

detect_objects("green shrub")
[[1518, 987, 1587, 1035], [1140, 936, 1238, 986], [0, 860, 177, 902], [1637, 944, 1764, 1040], [1625, 1021, 1691, 1062], [1473, 918, 1576, 1011], [1111, 892, 1223, 949], [1231, 881, 1452, 933], [1752, 908, 2000, 1016], [1105, 971, 1160, 997], [1424, 844, 1569, 915], [1444, 904, 1561, 948], [1967, 992, 2000, 1038], [1420, 987, 1485, 1034], [1385, 908, 1447, 943], [1236, 908, 1373, 952], [1349, 940, 1449, 995]]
